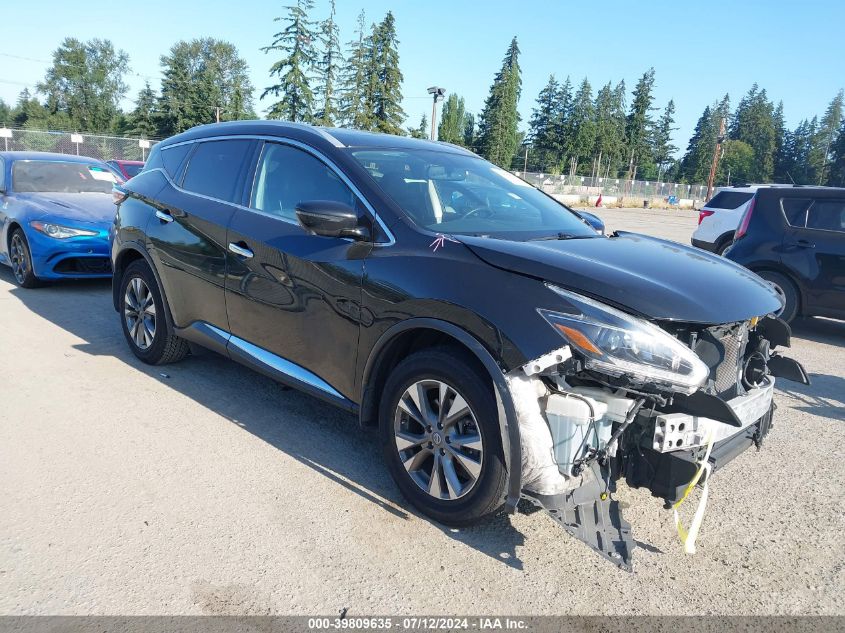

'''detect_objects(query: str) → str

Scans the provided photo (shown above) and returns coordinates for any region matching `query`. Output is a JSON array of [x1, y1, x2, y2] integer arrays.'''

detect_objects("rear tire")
[[379, 347, 507, 526], [715, 234, 734, 256], [9, 229, 41, 288], [757, 270, 799, 323], [119, 259, 189, 364]]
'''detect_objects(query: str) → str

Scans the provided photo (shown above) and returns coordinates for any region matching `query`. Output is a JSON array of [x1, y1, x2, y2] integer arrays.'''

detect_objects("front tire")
[[379, 348, 507, 526], [9, 229, 40, 288], [119, 259, 189, 364], [757, 270, 799, 323]]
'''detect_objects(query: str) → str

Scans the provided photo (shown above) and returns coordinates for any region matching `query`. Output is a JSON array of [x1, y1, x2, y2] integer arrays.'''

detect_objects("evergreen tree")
[[813, 90, 844, 184], [592, 82, 627, 179], [438, 93, 467, 145], [37, 37, 129, 132], [408, 113, 428, 139], [719, 139, 755, 184], [652, 99, 678, 179], [566, 78, 595, 175], [624, 67, 657, 179], [730, 84, 777, 181], [0, 99, 10, 127], [827, 120, 845, 186], [337, 10, 371, 129], [314, 0, 341, 126], [463, 113, 476, 149], [679, 95, 729, 184], [262, 0, 318, 122], [156, 38, 255, 137], [527, 75, 561, 171], [364, 12, 405, 135], [125, 83, 158, 138], [773, 101, 789, 182], [12, 88, 51, 129], [477, 37, 522, 167]]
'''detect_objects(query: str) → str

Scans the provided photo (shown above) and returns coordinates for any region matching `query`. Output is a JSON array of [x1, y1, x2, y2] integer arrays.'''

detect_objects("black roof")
[[160, 120, 476, 156]]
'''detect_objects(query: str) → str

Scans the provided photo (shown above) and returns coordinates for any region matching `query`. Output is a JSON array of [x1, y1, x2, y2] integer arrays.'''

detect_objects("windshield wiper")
[[528, 232, 600, 241]]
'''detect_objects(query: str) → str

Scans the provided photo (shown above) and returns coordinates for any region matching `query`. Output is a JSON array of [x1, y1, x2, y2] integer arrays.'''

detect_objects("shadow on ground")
[[776, 317, 845, 421], [2, 268, 528, 569]]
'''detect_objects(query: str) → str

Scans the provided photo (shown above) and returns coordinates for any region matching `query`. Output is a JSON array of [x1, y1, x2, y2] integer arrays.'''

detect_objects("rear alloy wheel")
[[9, 229, 40, 288], [380, 348, 507, 526], [757, 270, 799, 323], [120, 259, 189, 364]]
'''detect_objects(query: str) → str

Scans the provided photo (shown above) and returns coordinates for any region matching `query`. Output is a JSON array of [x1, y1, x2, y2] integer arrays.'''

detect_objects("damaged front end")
[[510, 285, 809, 571]]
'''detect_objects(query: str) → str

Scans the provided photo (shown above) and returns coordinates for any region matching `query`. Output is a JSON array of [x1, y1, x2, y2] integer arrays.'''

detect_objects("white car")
[[691, 186, 760, 255]]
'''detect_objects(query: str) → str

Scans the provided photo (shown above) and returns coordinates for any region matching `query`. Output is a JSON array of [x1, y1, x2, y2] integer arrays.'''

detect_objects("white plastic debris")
[[506, 371, 570, 495]]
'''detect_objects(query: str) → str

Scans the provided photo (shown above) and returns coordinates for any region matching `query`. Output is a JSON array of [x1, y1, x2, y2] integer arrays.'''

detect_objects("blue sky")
[[1, 0, 843, 154]]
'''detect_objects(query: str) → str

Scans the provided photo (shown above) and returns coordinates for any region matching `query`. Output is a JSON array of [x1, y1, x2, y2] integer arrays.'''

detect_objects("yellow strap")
[[673, 432, 715, 554]]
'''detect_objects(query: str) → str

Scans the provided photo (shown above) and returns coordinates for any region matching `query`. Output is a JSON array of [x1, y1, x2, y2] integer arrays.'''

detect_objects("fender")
[[361, 317, 522, 513]]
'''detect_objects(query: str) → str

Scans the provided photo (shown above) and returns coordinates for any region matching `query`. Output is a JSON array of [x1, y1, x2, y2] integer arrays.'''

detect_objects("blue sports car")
[[0, 151, 117, 288]]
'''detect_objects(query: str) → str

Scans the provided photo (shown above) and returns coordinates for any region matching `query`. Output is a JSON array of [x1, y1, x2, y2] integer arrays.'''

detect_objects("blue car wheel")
[[9, 229, 40, 288]]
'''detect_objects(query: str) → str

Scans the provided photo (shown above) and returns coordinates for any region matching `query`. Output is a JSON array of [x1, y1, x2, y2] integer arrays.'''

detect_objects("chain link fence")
[[0, 127, 158, 162], [518, 172, 708, 206]]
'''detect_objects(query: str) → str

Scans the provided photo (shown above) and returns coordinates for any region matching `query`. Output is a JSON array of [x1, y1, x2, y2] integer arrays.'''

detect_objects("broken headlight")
[[539, 285, 709, 394]]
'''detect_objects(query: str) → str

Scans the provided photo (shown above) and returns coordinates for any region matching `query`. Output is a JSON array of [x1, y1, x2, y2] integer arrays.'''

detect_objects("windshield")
[[12, 160, 116, 194], [351, 149, 596, 239], [121, 163, 143, 178]]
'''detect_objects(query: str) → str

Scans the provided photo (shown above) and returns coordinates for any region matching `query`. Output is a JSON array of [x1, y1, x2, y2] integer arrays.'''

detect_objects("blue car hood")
[[461, 231, 782, 324], [17, 192, 116, 228]]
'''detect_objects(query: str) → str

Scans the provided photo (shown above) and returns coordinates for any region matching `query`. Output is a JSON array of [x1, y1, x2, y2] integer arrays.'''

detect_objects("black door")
[[781, 196, 845, 318], [224, 141, 372, 402], [146, 139, 256, 331]]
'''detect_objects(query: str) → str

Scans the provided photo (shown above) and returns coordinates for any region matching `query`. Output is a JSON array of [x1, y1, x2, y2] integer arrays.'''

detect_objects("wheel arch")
[[112, 243, 177, 328], [749, 265, 804, 316], [360, 318, 522, 512]]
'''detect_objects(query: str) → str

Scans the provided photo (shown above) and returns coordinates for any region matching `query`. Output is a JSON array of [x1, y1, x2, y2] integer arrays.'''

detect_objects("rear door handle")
[[228, 242, 254, 258], [155, 209, 174, 223]]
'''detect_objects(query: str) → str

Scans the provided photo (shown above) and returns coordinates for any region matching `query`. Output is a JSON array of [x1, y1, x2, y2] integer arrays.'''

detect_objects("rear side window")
[[182, 140, 252, 203], [162, 144, 193, 180], [706, 191, 754, 210], [781, 198, 813, 227], [807, 200, 845, 233], [250, 142, 356, 222]]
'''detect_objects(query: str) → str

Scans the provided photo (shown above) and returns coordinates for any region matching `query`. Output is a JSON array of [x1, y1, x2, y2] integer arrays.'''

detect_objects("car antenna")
[[786, 171, 796, 185]]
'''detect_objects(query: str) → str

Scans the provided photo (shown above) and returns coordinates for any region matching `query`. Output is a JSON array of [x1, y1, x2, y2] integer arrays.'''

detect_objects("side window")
[[161, 144, 192, 179], [806, 200, 845, 233], [181, 140, 252, 203], [0, 157, 5, 191], [250, 142, 356, 222], [781, 198, 813, 227]]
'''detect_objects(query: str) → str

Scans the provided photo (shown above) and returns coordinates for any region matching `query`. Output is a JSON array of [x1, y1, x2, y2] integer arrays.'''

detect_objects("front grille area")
[[693, 322, 749, 399], [53, 257, 112, 275]]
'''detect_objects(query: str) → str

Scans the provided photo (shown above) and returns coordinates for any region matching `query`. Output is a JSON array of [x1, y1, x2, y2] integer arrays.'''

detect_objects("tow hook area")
[[521, 463, 635, 571]]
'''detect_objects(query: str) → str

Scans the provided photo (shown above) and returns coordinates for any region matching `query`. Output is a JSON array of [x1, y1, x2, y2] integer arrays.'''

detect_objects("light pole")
[[427, 86, 445, 141]]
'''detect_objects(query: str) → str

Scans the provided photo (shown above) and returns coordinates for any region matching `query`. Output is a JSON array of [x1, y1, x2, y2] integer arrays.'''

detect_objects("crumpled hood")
[[460, 232, 782, 324], [16, 192, 116, 228]]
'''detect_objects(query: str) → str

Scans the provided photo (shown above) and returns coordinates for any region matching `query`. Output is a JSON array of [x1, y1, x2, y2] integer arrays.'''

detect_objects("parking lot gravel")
[[1, 207, 843, 615]]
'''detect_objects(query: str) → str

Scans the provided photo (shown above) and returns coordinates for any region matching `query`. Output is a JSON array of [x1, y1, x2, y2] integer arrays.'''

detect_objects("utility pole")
[[427, 87, 445, 140], [523, 145, 529, 175], [215, 107, 221, 123], [706, 117, 726, 201]]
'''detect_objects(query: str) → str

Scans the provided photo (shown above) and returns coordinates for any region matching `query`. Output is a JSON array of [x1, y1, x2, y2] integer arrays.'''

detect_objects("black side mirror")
[[295, 200, 370, 241]]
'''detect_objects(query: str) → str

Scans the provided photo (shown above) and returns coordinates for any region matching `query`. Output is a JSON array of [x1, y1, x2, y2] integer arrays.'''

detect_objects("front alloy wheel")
[[394, 379, 484, 500], [124, 277, 157, 350], [9, 230, 40, 288], [379, 348, 507, 526]]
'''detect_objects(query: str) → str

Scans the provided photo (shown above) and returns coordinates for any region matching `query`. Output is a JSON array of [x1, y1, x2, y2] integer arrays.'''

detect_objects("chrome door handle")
[[155, 209, 173, 223], [228, 242, 254, 258]]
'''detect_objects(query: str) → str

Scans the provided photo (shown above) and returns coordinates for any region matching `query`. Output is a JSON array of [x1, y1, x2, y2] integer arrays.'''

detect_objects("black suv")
[[111, 121, 807, 568], [725, 186, 845, 322]]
